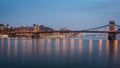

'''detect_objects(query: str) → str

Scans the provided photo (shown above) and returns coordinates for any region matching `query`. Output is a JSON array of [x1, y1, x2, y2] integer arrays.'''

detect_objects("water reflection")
[[46, 39, 51, 58], [55, 39, 60, 55], [89, 39, 93, 59], [22, 38, 26, 58], [78, 39, 82, 57], [1, 38, 4, 55], [108, 40, 118, 62], [7, 38, 11, 58], [106, 40, 109, 58], [33, 38, 37, 55], [62, 38, 67, 60], [27, 38, 32, 56], [99, 39, 102, 58], [70, 38, 75, 59], [39, 38, 45, 55], [0, 37, 120, 68], [14, 38, 18, 57]]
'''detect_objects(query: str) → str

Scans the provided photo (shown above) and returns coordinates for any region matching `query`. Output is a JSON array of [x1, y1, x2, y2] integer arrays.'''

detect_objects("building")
[[39, 25, 53, 31], [33, 24, 40, 32]]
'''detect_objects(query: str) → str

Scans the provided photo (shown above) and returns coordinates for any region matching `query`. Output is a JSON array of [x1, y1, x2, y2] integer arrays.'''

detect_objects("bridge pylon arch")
[[108, 21, 116, 40]]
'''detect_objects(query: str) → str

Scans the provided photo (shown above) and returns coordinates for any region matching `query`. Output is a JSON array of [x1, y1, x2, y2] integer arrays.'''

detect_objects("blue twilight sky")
[[0, 0, 120, 30]]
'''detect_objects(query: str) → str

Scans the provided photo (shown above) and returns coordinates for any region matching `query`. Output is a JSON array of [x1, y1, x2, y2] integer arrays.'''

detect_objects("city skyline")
[[0, 0, 120, 30]]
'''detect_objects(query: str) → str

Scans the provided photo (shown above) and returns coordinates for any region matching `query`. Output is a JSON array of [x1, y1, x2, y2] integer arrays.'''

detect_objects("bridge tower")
[[108, 21, 116, 40]]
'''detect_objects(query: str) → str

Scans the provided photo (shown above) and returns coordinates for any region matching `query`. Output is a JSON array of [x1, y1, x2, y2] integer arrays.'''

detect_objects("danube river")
[[0, 36, 120, 68]]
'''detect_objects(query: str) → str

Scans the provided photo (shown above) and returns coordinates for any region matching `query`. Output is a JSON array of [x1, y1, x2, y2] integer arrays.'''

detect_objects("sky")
[[0, 0, 120, 30]]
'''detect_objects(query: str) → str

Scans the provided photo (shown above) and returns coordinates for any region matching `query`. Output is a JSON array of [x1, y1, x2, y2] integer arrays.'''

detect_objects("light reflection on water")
[[89, 39, 92, 60], [99, 39, 102, 58], [0, 37, 120, 68]]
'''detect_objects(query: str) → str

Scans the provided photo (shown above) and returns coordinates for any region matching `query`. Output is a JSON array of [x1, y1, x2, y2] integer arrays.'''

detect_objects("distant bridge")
[[10, 21, 120, 40]]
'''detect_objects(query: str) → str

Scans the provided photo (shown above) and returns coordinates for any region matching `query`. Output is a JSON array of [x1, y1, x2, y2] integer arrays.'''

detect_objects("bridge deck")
[[11, 30, 120, 34]]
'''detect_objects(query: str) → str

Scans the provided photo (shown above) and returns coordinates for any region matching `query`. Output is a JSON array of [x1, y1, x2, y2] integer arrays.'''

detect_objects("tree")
[[0, 24, 4, 26]]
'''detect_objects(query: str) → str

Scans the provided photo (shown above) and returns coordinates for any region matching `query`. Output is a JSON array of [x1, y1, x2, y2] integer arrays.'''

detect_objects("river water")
[[0, 37, 120, 68]]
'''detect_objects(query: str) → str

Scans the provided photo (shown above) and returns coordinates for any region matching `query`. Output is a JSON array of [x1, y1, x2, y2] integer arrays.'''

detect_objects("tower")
[[33, 24, 39, 32], [108, 21, 116, 40]]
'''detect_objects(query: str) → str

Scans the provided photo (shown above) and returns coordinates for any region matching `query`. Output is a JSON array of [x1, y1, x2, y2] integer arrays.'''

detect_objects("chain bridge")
[[11, 21, 120, 40]]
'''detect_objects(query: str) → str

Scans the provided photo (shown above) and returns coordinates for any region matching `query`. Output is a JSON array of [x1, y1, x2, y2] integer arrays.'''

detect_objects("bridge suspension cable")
[[115, 25, 120, 28], [82, 25, 109, 31]]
